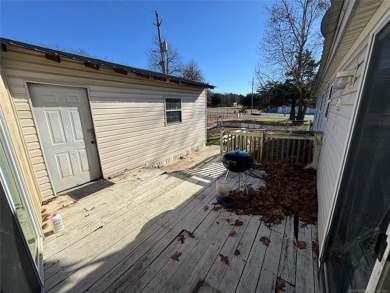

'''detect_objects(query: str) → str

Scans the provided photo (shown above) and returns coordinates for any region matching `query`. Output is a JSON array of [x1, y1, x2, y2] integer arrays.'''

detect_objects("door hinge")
[[375, 233, 388, 262]]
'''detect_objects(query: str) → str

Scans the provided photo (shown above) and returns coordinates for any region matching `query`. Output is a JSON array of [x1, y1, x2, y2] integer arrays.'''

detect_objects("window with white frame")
[[165, 98, 182, 124]]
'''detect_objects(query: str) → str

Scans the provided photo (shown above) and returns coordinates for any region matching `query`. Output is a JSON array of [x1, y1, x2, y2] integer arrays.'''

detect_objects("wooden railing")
[[220, 128, 323, 168]]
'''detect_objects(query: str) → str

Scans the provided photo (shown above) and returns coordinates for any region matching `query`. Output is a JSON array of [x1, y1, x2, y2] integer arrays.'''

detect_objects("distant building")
[[277, 106, 315, 115]]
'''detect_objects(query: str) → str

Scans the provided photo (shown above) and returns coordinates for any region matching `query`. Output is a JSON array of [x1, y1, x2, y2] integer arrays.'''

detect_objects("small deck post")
[[260, 130, 264, 164], [312, 132, 323, 169], [220, 128, 225, 159]]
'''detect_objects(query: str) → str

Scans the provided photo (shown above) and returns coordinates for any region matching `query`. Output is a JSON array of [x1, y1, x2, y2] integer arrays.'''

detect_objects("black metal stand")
[[225, 170, 249, 199]]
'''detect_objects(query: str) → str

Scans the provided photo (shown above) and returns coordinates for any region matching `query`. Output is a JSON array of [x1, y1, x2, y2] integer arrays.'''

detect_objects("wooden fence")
[[220, 128, 323, 168]]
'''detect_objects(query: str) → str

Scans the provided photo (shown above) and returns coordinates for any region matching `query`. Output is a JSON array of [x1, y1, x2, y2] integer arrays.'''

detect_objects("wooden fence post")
[[260, 130, 264, 164], [220, 128, 224, 159]]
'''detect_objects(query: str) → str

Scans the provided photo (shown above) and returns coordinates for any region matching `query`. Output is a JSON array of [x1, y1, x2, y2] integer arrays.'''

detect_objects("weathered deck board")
[[175, 215, 240, 293], [44, 175, 202, 288], [256, 221, 286, 292], [44, 172, 183, 258], [43, 148, 319, 293], [216, 216, 261, 293], [196, 215, 254, 293], [296, 220, 315, 293], [234, 220, 271, 292], [277, 216, 297, 285], [139, 177, 245, 293], [312, 224, 320, 293], [71, 167, 231, 293], [122, 176, 242, 292], [47, 164, 227, 292], [136, 212, 234, 293]]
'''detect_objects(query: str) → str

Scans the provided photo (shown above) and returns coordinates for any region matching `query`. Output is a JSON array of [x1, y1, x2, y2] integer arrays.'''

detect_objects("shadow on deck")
[[42, 147, 319, 293]]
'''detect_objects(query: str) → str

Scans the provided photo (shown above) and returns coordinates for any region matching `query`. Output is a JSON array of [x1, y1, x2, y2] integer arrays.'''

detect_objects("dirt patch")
[[228, 162, 317, 226], [207, 128, 221, 145]]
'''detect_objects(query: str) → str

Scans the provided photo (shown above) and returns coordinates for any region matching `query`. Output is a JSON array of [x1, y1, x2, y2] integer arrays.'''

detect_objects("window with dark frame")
[[324, 86, 333, 119], [165, 98, 182, 124]]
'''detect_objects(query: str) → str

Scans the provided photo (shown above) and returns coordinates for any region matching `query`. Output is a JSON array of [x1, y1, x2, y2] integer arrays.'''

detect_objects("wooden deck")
[[43, 147, 319, 293]]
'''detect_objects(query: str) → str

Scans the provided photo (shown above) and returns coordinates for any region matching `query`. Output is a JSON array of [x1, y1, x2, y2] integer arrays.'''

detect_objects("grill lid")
[[221, 150, 253, 172]]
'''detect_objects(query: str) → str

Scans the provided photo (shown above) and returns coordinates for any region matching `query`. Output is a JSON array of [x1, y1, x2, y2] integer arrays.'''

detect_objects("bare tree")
[[181, 60, 205, 82], [258, 0, 328, 120], [147, 37, 183, 76]]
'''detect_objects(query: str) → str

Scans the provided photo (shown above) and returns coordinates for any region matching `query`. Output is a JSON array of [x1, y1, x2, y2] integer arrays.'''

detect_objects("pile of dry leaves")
[[228, 162, 317, 226]]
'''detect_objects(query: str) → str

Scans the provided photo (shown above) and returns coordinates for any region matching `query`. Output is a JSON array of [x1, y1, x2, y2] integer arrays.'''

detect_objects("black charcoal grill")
[[221, 150, 253, 197], [221, 150, 253, 172]]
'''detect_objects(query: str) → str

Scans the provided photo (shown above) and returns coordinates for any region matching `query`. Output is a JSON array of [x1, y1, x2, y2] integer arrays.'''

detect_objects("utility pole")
[[251, 77, 254, 115], [154, 11, 166, 74]]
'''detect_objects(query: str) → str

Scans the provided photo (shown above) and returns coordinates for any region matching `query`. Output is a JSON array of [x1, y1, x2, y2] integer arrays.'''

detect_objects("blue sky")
[[1, 1, 274, 94]]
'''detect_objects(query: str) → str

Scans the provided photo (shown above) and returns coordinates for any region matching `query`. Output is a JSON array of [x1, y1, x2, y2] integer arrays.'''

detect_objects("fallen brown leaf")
[[295, 240, 306, 250], [42, 198, 56, 205], [234, 249, 241, 256], [228, 230, 237, 237], [178, 234, 185, 244], [170, 251, 182, 261], [187, 231, 195, 238], [276, 277, 286, 292], [219, 254, 229, 265], [203, 206, 209, 211], [212, 206, 223, 211], [225, 163, 318, 227], [231, 219, 244, 226], [272, 209, 284, 217], [260, 236, 271, 247]]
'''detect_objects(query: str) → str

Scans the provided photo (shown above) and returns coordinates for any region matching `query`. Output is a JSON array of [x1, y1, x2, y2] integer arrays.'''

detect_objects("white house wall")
[[312, 0, 390, 255], [89, 85, 206, 178], [1, 46, 207, 199], [313, 35, 373, 251]]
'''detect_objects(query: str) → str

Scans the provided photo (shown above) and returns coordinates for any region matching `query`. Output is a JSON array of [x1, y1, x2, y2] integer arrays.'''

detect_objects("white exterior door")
[[29, 83, 101, 192]]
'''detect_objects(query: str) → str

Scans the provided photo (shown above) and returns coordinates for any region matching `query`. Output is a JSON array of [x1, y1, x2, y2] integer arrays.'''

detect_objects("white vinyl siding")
[[1, 46, 207, 198], [314, 38, 370, 252], [6, 77, 55, 199], [89, 87, 206, 178]]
